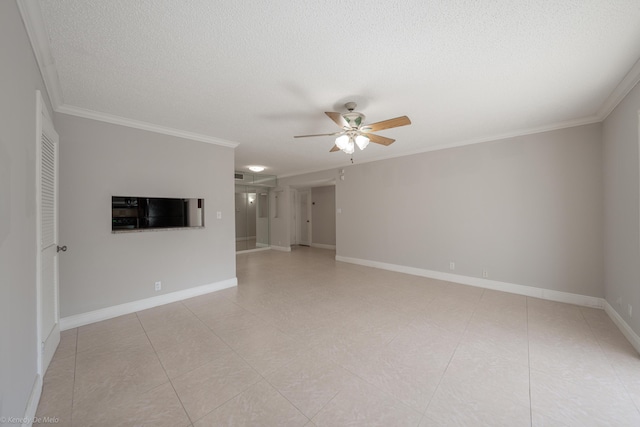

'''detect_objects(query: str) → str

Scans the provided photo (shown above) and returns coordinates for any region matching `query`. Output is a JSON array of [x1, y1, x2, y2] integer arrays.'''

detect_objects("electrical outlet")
[[216, 211, 222, 219], [628, 304, 633, 318], [482, 269, 488, 278], [449, 261, 455, 271], [154, 281, 161, 291]]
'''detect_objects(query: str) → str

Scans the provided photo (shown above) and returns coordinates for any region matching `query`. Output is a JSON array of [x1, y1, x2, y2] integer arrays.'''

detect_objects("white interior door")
[[36, 92, 60, 375], [298, 190, 312, 246]]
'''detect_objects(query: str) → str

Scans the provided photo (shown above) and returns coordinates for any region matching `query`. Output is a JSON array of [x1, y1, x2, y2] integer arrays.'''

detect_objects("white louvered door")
[[37, 92, 60, 376]]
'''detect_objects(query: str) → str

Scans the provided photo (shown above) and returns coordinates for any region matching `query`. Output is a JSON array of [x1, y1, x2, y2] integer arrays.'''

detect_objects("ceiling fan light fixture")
[[343, 140, 355, 154], [355, 135, 370, 150], [335, 134, 349, 150]]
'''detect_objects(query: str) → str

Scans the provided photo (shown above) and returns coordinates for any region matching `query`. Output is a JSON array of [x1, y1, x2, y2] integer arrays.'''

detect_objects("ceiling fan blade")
[[361, 116, 411, 132], [294, 132, 340, 138], [330, 145, 341, 152], [325, 111, 349, 128], [366, 133, 395, 146]]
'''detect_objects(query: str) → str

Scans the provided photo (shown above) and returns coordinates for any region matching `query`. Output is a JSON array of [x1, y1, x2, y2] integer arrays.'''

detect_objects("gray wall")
[[311, 186, 336, 246], [0, 1, 53, 422], [603, 81, 640, 334], [334, 123, 604, 297], [56, 114, 236, 317]]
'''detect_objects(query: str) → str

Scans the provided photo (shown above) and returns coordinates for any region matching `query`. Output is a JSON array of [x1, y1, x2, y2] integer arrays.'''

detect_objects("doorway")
[[295, 189, 312, 246]]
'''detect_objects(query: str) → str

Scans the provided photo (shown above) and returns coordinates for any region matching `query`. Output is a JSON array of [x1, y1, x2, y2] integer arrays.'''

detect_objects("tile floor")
[[35, 246, 640, 426]]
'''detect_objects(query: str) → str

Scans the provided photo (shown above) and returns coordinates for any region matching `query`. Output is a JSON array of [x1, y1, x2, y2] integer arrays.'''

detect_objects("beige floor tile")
[[311, 376, 422, 427], [171, 351, 261, 422], [137, 301, 197, 332], [460, 321, 529, 367], [33, 247, 640, 427], [72, 382, 190, 427], [182, 290, 231, 310], [437, 345, 530, 408], [35, 354, 75, 427], [77, 313, 146, 354], [480, 289, 528, 307], [416, 296, 477, 335], [387, 318, 460, 367], [527, 298, 585, 324], [148, 322, 234, 378], [53, 328, 77, 359], [423, 383, 531, 427], [530, 369, 640, 426], [529, 338, 620, 388], [346, 348, 447, 413], [188, 297, 248, 324], [238, 337, 310, 376], [193, 380, 308, 427], [266, 350, 360, 418], [202, 309, 271, 336], [144, 315, 209, 349], [73, 333, 168, 407]]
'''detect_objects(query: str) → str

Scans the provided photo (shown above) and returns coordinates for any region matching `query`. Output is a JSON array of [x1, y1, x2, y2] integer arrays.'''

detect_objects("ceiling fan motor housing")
[[343, 111, 366, 128]]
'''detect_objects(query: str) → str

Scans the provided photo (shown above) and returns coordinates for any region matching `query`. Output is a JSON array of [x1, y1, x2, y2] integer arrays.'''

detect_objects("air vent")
[[234, 173, 244, 180]]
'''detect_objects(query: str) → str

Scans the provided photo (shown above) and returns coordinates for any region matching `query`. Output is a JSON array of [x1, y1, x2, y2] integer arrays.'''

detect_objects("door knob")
[[56, 245, 67, 253]]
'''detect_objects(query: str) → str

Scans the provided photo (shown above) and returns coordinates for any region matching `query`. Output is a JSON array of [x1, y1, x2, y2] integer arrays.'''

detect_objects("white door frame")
[[35, 90, 60, 376], [290, 189, 297, 245]]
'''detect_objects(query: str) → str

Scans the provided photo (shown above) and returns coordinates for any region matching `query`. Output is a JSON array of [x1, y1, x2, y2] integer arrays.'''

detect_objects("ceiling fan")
[[294, 102, 411, 155]]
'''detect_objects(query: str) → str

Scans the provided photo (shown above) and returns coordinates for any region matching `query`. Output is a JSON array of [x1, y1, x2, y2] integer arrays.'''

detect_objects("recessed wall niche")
[[112, 196, 204, 232]]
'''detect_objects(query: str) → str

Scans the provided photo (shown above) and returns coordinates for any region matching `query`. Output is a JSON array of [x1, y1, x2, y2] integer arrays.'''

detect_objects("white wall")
[[311, 186, 336, 246], [603, 81, 640, 335], [0, 1, 53, 423], [275, 124, 604, 298], [55, 113, 236, 317], [336, 123, 603, 297]]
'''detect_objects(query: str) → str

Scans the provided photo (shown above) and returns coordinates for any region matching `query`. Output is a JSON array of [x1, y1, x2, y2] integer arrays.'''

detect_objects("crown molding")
[[56, 104, 239, 148], [597, 57, 640, 120], [402, 114, 603, 155], [17, 0, 63, 109], [281, 114, 602, 178], [17, 0, 238, 149]]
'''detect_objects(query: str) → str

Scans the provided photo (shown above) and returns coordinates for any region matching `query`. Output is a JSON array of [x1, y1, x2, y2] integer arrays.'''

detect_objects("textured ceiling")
[[35, 0, 640, 177]]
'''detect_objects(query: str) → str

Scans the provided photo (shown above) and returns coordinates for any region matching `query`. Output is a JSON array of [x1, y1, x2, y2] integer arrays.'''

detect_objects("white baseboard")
[[270, 245, 292, 252], [335, 255, 604, 308], [256, 242, 269, 248], [21, 374, 42, 427], [60, 278, 237, 330], [311, 243, 336, 250], [236, 247, 270, 254], [604, 301, 640, 354]]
